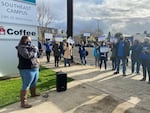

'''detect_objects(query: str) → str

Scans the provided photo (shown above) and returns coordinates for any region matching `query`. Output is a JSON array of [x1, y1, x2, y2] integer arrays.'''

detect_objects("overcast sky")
[[37, 0, 150, 35]]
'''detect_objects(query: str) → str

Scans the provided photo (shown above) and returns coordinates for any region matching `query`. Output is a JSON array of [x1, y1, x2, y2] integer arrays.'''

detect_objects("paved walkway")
[[1, 57, 150, 113]]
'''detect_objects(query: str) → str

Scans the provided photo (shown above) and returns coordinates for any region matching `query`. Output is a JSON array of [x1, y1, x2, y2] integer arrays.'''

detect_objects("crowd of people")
[[93, 33, 150, 84], [38, 40, 73, 67], [16, 34, 150, 108]]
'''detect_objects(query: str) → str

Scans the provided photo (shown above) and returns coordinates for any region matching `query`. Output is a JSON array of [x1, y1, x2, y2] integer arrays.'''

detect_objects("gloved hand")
[[33, 46, 39, 52]]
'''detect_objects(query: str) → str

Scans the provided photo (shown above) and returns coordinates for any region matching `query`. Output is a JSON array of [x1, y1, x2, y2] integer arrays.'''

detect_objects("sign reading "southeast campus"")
[[0, 0, 37, 26], [0, 0, 37, 77]]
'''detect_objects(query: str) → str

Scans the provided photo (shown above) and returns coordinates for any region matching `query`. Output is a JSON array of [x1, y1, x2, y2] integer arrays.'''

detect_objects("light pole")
[[67, 0, 73, 38], [96, 19, 100, 37]]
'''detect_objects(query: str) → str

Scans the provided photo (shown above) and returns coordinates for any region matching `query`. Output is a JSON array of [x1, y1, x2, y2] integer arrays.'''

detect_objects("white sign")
[[98, 35, 107, 42], [67, 37, 75, 44], [0, 0, 37, 26], [84, 32, 90, 37], [55, 36, 63, 42], [110, 37, 118, 43], [100, 46, 109, 53], [0, 23, 37, 39], [45, 33, 53, 41]]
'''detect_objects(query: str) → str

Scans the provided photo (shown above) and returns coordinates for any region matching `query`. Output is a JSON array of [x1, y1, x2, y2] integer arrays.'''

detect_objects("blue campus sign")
[[23, 0, 36, 3], [14, 0, 36, 4]]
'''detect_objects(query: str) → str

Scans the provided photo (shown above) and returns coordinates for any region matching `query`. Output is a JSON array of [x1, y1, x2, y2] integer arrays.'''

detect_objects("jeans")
[[95, 57, 99, 67], [64, 58, 70, 66], [116, 57, 126, 75], [46, 51, 51, 62], [100, 58, 107, 69], [19, 68, 39, 90], [112, 58, 116, 70], [142, 59, 150, 81], [54, 56, 59, 66], [131, 58, 140, 73]]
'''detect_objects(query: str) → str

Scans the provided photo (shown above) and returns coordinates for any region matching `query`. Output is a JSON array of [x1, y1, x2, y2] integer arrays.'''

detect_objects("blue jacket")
[[44, 43, 52, 52], [93, 47, 100, 58], [130, 44, 142, 59], [116, 40, 130, 58], [79, 46, 86, 57], [139, 43, 150, 65]]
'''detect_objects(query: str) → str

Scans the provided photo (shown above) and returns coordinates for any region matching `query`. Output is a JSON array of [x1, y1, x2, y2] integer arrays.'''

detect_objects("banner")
[[67, 37, 75, 44], [100, 46, 109, 53], [55, 36, 63, 42], [98, 35, 107, 42], [45, 33, 53, 41], [84, 32, 90, 37], [110, 37, 118, 43]]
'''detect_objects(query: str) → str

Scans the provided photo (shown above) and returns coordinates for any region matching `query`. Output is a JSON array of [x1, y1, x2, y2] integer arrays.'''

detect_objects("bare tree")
[[37, 1, 53, 42]]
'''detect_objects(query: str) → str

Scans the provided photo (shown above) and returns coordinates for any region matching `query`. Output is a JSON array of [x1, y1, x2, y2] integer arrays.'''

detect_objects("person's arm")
[[18, 46, 36, 59]]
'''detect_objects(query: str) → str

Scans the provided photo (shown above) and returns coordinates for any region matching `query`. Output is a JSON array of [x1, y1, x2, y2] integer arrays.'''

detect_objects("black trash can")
[[56, 71, 67, 92]]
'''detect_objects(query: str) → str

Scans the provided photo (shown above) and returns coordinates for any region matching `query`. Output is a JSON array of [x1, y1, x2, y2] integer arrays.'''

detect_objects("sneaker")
[[114, 72, 119, 75], [140, 78, 146, 81], [136, 72, 140, 75], [147, 81, 150, 84], [123, 74, 126, 76]]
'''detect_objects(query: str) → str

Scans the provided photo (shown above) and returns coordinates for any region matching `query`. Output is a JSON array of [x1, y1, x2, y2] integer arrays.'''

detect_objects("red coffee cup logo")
[[0, 26, 5, 35]]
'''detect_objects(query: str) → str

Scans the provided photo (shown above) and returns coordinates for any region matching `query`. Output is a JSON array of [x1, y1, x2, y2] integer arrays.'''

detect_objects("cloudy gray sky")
[[37, 0, 150, 35]]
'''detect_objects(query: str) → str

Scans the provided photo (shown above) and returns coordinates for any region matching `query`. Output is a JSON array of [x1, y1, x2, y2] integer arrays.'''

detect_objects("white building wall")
[[0, 0, 37, 77]]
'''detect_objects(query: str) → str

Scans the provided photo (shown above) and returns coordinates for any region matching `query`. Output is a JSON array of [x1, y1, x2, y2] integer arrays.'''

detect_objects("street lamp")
[[67, 0, 73, 38], [93, 18, 101, 37]]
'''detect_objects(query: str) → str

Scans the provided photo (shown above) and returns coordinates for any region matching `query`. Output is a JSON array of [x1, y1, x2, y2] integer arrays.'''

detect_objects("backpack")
[[85, 50, 88, 56]]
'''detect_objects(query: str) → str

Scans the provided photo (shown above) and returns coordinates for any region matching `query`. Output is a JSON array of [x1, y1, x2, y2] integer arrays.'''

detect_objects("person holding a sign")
[[99, 42, 109, 70], [44, 40, 53, 63], [79, 42, 87, 65]]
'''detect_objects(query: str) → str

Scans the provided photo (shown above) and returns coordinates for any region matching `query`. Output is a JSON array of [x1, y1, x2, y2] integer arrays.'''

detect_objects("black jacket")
[[16, 45, 39, 69]]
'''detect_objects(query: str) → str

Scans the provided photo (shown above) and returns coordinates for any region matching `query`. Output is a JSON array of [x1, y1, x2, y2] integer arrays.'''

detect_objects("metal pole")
[[98, 20, 100, 36], [67, 0, 73, 38]]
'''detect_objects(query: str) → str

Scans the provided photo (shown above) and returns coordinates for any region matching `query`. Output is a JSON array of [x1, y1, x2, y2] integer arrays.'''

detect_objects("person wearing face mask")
[[99, 41, 109, 70], [44, 40, 53, 63], [139, 38, 150, 83], [16, 36, 40, 108], [114, 34, 129, 76]]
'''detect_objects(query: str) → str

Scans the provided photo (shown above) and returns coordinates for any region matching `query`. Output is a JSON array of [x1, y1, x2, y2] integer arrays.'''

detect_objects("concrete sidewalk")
[[1, 57, 150, 113]]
